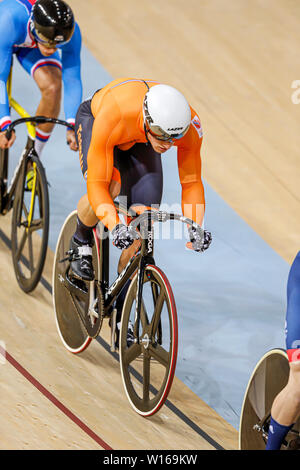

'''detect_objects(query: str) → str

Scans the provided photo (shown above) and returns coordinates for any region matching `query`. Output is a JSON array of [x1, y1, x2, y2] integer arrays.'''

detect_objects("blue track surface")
[[9, 45, 291, 429]]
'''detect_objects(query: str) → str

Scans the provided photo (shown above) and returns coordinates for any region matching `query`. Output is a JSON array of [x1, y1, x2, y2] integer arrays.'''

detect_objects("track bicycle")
[[239, 348, 300, 450], [0, 66, 74, 292], [52, 205, 205, 416], [0, 116, 73, 293]]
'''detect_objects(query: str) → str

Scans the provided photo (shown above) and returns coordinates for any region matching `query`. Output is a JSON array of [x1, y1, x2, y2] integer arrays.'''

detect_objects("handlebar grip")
[[5, 127, 14, 141]]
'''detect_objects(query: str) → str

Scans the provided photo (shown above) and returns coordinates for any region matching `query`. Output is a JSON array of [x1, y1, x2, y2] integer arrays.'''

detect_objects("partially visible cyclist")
[[265, 251, 300, 450], [67, 78, 212, 339], [0, 0, 82, 155]]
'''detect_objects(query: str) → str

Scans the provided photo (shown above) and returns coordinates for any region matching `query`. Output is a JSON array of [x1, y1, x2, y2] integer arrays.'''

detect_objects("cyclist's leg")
[[70, 99, 120, 279], [74, 98, 98, 241], [15, 47, 62, 156], [74, 99, 121, 235], [266, 251, 300, 450], [115, 142, 162, 271], [114, 143, 163, 315]]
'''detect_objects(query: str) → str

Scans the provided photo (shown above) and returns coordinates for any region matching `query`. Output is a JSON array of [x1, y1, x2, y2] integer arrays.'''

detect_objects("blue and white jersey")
[[0, 0, 82, 130]]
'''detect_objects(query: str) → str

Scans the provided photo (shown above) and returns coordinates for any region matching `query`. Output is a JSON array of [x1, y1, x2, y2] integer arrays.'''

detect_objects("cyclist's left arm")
[[177, 113, 205, 227], [60, 22, 83, 130], [0, 5, 22, 147], [0, 4, 23, 132]]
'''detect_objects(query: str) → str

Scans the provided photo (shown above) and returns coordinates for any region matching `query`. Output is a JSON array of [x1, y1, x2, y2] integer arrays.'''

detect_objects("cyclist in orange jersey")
[[68, 78, 212, 335]]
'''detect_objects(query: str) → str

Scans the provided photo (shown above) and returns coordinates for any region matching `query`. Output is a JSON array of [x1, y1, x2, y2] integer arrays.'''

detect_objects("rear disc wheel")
[[239, 348, 289, 450], [52, 211, 100, 354]]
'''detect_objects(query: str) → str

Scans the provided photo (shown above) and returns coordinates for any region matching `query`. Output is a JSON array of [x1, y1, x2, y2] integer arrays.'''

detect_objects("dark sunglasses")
[[146, 121, 189, 142]]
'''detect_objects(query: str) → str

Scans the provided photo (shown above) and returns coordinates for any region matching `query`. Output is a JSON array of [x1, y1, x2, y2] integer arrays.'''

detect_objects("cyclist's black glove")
[[188, 226, 212, 252], [112, 223, 138, 250]]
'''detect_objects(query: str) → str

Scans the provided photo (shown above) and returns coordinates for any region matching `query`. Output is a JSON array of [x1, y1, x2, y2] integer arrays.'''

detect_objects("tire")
[[239, 348, 289, 450], [11, 154, 49, 293], [52, 211, 100, 354], [119, 264, 178, 417], [0, 148, 9, 214]]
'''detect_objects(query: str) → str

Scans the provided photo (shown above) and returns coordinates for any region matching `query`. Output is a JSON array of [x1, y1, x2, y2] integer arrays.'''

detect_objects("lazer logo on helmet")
[[55, 35, 65, 42], [167, 127, 184, 131]]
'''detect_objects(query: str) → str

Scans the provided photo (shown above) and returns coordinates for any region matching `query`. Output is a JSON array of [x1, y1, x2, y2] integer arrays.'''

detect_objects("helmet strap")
[[29, 19, 41, 47], [143, 123, 150, 145]]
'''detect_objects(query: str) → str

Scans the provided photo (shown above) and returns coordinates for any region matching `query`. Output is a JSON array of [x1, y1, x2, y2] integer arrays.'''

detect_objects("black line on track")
[[0, 227, 225, 450], [96, 336, 225, 450]]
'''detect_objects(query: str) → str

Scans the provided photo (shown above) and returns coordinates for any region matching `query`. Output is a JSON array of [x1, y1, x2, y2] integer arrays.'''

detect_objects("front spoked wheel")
[[11, 154, 49, 293], [52, 211, 101, 354], [120, 264, 178, 417]]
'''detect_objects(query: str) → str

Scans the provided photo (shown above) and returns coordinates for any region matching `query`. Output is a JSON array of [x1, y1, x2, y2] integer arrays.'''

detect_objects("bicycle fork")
[[133, 219, 155, 344], [16, 150, 37, 228], [134, 256, 146, 343]]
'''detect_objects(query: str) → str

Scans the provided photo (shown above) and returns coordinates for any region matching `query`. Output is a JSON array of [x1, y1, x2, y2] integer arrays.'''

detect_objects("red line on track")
[[0, 345, 113, 450]]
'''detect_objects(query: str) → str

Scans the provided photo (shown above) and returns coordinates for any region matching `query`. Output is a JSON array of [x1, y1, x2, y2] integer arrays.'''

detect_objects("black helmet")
[[30, 0, 75, 47]]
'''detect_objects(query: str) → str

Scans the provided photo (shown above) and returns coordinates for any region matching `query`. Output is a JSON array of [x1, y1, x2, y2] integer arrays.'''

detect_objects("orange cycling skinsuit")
[[75, 77, 205, 232]]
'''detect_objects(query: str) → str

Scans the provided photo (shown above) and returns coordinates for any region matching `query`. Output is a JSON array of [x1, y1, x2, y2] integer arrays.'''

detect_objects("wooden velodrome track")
[[69, 0, 300, 265], [0, 213, 236, 450], [0, 0, 299, 450]]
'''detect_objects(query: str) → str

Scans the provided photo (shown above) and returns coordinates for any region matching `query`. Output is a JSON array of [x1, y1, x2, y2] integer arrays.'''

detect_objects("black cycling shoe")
[[125, 321, 135, 348], [109, 305, 135, 350], [115, 320, 135, 349], [69, 236, 94, 281]]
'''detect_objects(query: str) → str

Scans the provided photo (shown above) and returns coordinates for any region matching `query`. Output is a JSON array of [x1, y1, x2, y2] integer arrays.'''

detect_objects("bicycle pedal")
[[65, 268, 88, 293], [110, 308, 118, 352], [59, 249, 80, 263]]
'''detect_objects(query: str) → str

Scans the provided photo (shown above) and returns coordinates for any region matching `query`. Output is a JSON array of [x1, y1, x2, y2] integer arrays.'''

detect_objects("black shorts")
[[75, 98, 163, 210]]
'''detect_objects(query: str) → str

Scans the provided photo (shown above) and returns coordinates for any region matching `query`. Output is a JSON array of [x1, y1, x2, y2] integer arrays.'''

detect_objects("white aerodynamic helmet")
[[143, 84, 191, 141]]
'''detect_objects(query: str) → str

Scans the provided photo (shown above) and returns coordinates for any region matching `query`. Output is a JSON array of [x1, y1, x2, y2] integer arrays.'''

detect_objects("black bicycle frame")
[[0, 137, 35, 215], [98, 213, 155, 343], [64, 208, 203, 343], [0, 116, 74, 215]]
